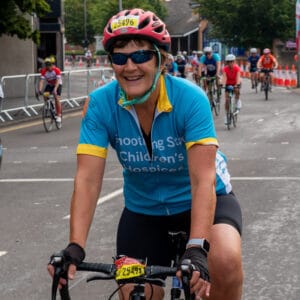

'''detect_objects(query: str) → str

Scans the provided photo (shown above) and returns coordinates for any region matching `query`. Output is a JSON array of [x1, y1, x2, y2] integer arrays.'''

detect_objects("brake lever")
[[50, 253, 70, 300], [180, 259, 195, 300]]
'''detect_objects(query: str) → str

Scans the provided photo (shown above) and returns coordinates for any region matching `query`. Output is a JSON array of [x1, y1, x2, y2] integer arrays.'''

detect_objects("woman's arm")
[[187, 144, 217, 242], [70, 154, 106, 248]]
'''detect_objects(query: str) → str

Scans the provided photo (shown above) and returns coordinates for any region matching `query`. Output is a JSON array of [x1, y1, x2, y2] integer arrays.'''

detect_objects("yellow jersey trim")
[[186, 138, 219, 150], [77, 144, 108, 158]]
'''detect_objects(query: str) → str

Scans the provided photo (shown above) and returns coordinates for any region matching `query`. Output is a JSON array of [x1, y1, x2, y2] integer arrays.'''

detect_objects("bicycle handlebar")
[[51, 258, 195, 300]]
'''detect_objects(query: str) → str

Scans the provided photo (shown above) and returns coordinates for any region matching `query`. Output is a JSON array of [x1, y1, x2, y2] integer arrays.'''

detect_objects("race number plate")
[[111, 15, 139, 31], [115, 256, 145, 280], [115, 263, 145, 280]]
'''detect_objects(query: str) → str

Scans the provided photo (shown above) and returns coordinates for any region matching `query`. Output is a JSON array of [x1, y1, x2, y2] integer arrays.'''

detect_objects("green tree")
[[195, 0, 295, 49], [64, 0, 167, 47], [0, 0, 50, 44]]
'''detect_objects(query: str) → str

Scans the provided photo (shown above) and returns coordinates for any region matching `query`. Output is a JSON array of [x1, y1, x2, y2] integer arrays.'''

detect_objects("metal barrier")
[[0, 67, 114, 123]]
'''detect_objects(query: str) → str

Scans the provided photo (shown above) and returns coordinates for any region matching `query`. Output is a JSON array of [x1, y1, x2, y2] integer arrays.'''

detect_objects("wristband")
[[186, 238, 210, 253]]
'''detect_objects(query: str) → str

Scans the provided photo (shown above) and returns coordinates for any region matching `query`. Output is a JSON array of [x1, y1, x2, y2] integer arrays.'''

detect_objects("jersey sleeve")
[[77, 93, 109, 158], [213, 53, 221, 62], [182, 86, 218, 149]]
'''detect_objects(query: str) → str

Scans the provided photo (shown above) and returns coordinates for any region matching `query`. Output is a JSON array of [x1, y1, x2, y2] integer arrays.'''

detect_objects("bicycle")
[[260, 69, 273, 100], [224, 85, 238, 130], [50, 231, 198, 300], [36, 88, 62, 132], [206, 76, 220, 117]]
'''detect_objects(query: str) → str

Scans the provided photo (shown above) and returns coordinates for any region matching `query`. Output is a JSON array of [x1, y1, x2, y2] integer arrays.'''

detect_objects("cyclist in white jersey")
[[48, 8, 243, 300]]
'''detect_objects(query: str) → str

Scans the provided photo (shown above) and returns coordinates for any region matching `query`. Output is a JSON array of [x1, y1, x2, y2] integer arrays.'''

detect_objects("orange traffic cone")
[[95, 58, 100, 67], [277, 65, 284, 86], [290, 64, 297, 88], [272, 68, 278, 85], [78, 58, 83, 67], [240, 63, 245, 77], [284, 65, 291, 88]]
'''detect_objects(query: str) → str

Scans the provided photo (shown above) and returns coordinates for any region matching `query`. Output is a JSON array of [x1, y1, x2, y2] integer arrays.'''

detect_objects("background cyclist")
[[191, 50, 204, 85], [222, 54, 242, 125], [48, 8, 243, 300], [175, 54, 187, 78], [198, 46, 221, 92], [246, 48, 260, 89], [165, 53, 178, 76], [257, 48, 278, 90], [38, 57, 62, 123]]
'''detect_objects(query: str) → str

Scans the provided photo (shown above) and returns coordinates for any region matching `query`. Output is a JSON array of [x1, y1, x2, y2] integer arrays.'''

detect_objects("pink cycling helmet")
[[263, 48, 271, 54], [102, 8, 171, 52]]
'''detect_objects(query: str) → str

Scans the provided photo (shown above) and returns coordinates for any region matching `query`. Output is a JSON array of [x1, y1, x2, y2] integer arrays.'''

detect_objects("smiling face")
[[111, 40, 160, 99]]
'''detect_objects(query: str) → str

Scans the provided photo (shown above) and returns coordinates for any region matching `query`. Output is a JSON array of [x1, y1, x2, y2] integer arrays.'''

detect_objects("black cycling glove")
[[49, 243, 86, 268], [179, 247, 210, 282], [62, 243, 86, 266]]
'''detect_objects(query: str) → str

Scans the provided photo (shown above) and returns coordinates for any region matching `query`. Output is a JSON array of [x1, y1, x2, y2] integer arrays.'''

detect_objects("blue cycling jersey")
[[77, 75, 231, 216], [200, 53, 221, 76], [247, 55, 260, 71]]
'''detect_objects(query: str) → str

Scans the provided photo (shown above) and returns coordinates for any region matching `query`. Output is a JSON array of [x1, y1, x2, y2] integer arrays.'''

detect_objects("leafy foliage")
[[194, 0, 295, 49], [64, 0, 167, 46], [0, 0, 50, 44]]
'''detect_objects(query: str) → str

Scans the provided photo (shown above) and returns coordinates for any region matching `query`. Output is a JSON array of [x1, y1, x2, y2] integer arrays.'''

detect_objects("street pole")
[[84, 0, 87, 47], [297, 0, 300, 87], [297, 36, 300, 88], [119, 0, 122, 11]]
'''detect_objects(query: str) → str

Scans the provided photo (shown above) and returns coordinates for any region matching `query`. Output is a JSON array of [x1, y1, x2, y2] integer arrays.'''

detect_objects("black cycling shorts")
[[116, 192, 242, 266], [44, 84, 62, 96]]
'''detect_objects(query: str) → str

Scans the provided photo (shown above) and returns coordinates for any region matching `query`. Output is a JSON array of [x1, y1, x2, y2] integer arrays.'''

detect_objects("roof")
[[164, 0, 200, 37]]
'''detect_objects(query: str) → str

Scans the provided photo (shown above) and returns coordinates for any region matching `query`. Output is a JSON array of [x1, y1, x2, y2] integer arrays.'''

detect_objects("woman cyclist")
[[48, 8, 243, 300], [222, 54, 242, 125], [257, 48, 278, 90]]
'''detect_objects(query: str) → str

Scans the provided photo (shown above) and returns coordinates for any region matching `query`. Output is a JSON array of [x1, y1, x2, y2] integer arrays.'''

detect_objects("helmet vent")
[[108, 24, 113, 33], [153, 24, 164, 33], [138, 17, 150, 29]]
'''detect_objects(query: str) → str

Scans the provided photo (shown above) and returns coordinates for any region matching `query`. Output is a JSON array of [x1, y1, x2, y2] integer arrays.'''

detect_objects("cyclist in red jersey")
[[39, 57, 63, 122], [257, 48, 278, 90], [222, 54, 241, 125]]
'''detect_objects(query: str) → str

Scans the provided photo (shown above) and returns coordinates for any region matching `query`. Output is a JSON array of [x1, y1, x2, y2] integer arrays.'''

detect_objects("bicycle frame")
[[261, 69, 272, 100], [225, 85, 238, 130], [205, 76, 220, 116]]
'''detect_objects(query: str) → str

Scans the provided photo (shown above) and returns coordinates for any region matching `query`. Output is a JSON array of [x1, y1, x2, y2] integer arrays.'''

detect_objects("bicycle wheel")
[[42, 102, 54, 132], [213, 97, 220, 116], [264, 80, 269, 100], [226, 112, 231, 130], [232, 110, 238, 128], [255, 78, 258, 93]]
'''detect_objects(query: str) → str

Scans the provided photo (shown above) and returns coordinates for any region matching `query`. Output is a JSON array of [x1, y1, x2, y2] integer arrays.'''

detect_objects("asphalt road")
[[0, 79, 300, 299]]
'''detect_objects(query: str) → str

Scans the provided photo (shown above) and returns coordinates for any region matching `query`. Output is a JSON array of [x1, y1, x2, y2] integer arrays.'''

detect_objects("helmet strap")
[[120, 44, 162, 107]]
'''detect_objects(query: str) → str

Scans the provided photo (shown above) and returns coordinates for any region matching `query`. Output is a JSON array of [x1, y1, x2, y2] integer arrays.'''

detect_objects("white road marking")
[[0, 251, 7, 257], [1, 177, 300, 183], [62, 188, 123, 220]]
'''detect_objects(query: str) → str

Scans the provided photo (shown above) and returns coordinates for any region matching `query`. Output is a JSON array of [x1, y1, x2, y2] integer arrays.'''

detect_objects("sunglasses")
[[110, 50, 156, 65]]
